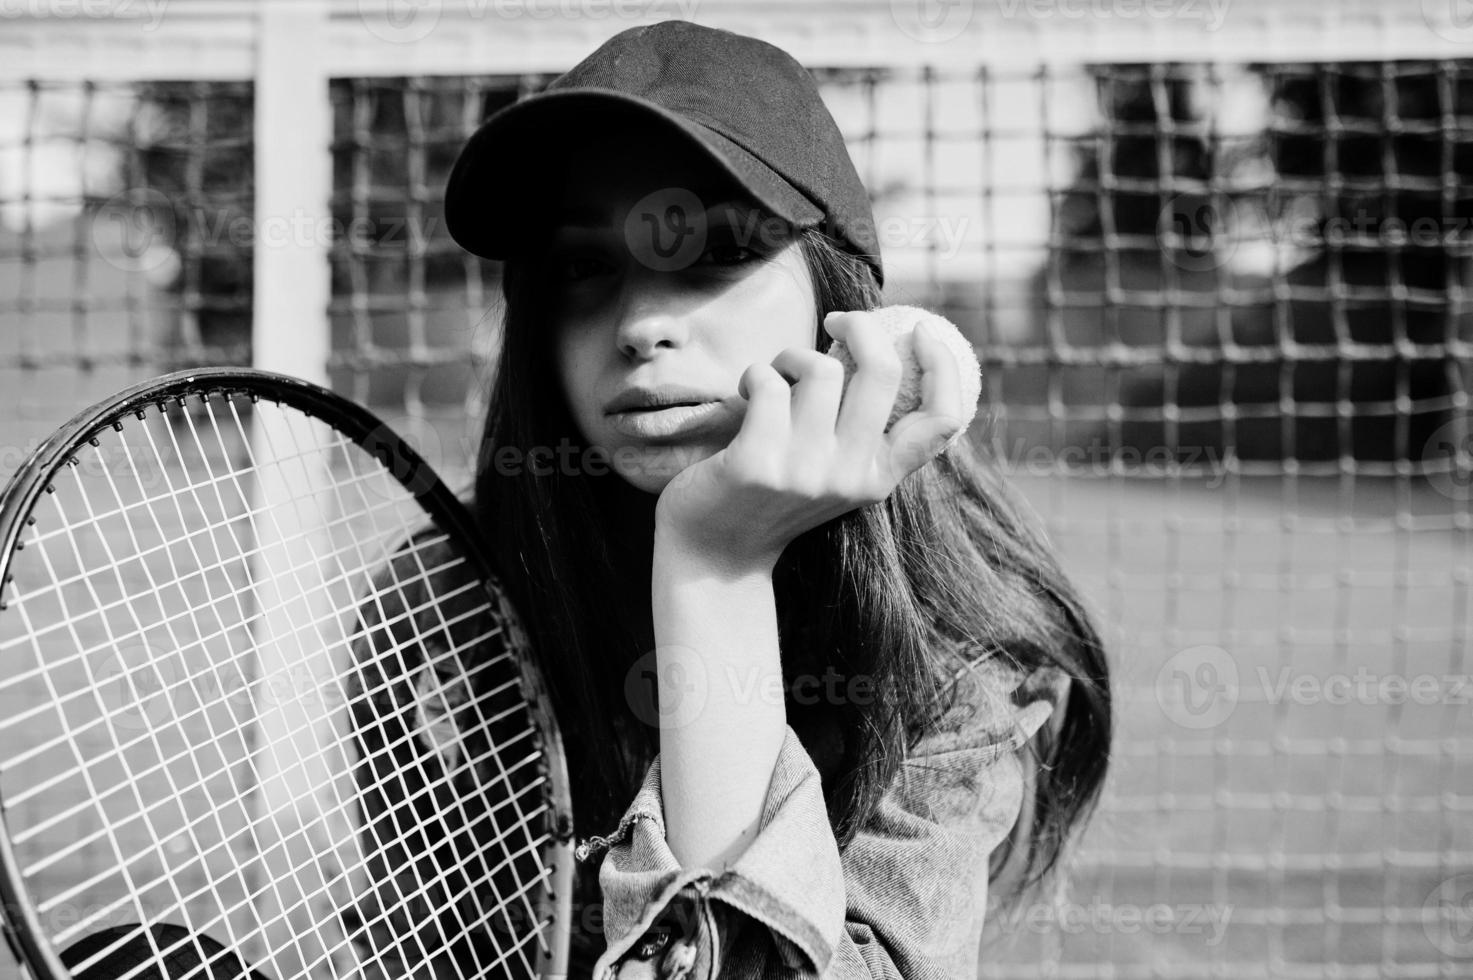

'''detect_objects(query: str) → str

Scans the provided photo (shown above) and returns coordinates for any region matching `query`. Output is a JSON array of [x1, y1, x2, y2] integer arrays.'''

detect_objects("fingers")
[[912, 319, 966, 434], [769, 348, 844, 445], [731, 362, 790, 455], [824, 311, 903, 447], [886, 319, 969, 477], [735, 310, 968, 495]]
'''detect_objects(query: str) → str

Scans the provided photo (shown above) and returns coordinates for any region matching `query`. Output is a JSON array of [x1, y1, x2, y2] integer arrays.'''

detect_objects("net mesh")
[[1, 27, 1470, 980], [0, 79, 254, 486], [0, 393, 560, 980], [323, 61, 1472, 977]]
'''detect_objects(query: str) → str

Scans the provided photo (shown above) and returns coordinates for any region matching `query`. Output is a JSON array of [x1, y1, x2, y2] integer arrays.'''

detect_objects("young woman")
[[425, 18, 1108, 980]]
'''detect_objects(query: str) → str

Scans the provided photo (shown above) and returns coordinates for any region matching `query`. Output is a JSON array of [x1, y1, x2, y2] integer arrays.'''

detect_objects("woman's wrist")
[[652, 515, 781, 582]]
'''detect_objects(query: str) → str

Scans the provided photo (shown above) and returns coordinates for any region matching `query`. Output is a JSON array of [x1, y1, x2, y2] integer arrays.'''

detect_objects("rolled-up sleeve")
[[586, 659, 1068, 980]]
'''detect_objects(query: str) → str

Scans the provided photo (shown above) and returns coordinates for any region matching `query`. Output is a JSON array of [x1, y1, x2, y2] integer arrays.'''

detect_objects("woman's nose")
[[612, 278, 689, 360]]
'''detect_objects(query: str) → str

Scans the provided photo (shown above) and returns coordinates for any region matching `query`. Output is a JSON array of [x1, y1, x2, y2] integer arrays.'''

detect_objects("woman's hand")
[[653, 309, 969, 575]]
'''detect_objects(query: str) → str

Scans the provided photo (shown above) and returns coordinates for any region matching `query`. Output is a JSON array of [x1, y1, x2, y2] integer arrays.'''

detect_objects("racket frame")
[[0, 367, 576, 980]]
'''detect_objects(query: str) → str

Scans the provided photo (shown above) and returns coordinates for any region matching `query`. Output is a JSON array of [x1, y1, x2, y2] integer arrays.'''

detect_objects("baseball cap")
[[443, 19, 884, 287]]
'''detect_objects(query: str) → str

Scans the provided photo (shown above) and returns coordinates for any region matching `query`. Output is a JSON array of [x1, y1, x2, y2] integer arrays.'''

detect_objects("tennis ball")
[[824, 305, 982, 449]]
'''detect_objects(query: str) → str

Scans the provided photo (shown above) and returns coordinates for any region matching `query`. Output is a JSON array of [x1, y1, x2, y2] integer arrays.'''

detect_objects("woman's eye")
[[698, 241, 760, 266]]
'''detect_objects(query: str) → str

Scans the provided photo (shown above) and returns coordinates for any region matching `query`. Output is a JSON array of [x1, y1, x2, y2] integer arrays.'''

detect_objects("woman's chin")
[[612, 444, 712, 495]]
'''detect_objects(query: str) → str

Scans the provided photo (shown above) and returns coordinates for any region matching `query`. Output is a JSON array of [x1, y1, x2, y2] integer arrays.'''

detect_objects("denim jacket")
[[338, 534, 1068, 980], [578, 656, 1069, 980]]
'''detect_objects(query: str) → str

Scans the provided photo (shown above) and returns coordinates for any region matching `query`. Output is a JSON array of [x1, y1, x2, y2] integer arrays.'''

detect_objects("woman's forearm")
[[650, 527, 788, 872]]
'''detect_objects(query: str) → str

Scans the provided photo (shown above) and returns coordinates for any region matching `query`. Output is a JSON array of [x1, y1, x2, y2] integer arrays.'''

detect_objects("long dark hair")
[[472, 224, 1111, 907]]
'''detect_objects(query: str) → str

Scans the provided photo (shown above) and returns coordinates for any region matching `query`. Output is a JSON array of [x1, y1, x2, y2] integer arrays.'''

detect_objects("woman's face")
[[542, 125, 819, 495]]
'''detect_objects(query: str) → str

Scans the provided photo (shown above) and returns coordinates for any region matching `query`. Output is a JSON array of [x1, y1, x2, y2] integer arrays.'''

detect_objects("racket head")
[[0, 368, 574, 980]]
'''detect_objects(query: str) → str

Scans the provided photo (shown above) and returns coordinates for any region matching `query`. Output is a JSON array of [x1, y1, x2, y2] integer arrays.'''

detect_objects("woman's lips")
[[606, 401, 726, 440]]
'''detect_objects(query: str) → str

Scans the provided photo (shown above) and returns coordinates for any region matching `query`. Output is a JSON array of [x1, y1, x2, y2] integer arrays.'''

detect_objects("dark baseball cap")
[[443, 19, 884, 287]]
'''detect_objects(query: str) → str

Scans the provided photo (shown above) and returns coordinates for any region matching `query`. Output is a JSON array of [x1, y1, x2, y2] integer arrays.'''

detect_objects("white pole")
[[249, 2, 339, 977], [254, 0, 331, 385]]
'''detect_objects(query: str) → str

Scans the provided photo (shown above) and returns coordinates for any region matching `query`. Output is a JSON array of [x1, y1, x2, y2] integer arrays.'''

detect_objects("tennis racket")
[[0, 368, 574, 980]]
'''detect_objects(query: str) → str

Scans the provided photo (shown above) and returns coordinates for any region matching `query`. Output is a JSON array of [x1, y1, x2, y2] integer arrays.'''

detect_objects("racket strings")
[[0, 538, 474, 789], [70, 415, 282, 949], [213, 405, 480, 980], [28, 560, 549, 979], [226, 398, 552, 980], [0, 521, 479, 784], [19, 405, 361, 980], [291, 412, 554, 976], [0, 393, 559, 980], [238, 398, 559, 979], [0, 547, 504, 900]]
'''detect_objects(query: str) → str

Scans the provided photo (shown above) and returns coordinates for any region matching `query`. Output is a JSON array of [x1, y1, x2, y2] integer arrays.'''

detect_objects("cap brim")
[[443, 88, 825, 262]]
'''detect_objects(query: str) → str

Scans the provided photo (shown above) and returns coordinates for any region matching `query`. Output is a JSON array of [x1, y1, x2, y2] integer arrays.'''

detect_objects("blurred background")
[[0, 0, 1470, 977]]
